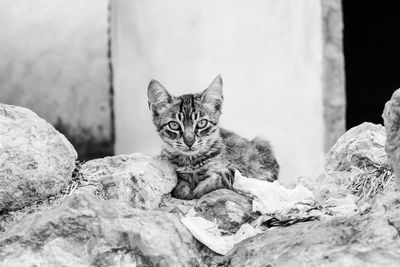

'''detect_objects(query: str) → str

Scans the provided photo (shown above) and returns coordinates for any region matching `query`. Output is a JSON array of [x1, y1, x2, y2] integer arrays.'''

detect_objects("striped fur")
[[148, 76, 279, 199]]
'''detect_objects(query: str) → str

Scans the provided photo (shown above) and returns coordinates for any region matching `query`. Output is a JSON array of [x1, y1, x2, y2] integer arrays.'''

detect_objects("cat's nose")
[[183, 133, 195, 148]]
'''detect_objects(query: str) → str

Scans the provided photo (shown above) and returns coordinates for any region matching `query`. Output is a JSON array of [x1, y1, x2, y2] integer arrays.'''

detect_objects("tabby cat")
[[147, 75, 279, 199]]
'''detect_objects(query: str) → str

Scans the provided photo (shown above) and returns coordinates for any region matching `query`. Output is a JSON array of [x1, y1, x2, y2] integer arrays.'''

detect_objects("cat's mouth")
[[183, 147, 196, 153], [170, 142, 204, 155], [179, 146, 201, 155]]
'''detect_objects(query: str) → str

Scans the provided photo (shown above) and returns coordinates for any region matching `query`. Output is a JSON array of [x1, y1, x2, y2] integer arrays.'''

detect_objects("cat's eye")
[[168, 121, 180, 130], [197, 119, 208, 129]]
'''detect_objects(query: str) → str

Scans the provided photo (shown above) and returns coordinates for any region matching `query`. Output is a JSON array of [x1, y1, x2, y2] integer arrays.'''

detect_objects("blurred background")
[[1, 0, 398, 184]]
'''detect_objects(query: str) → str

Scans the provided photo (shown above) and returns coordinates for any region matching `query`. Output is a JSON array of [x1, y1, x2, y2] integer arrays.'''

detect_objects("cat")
[[147, 75, 279, 200]]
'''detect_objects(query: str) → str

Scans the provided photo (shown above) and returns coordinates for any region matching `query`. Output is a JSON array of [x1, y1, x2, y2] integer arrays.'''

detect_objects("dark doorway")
[[343, 1, 400, 129]]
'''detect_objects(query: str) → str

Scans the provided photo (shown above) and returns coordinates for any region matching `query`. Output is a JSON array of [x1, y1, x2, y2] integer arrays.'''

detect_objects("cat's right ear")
[[147, 79, 172, 113]]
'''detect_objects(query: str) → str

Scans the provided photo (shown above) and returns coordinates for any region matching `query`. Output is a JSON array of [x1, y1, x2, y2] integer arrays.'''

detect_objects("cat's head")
[[147, 75, 223, 155]]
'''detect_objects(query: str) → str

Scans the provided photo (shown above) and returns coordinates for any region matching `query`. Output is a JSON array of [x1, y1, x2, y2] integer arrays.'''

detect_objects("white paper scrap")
[[233, 170, 315, 214], [322, 195, 358, 216], [180, 208, 261, 255]]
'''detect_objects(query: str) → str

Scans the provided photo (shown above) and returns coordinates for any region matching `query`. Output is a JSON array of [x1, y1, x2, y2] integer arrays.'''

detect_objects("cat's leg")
[[192, 174, 224, 199], [222, 164, 236, 188], [192, 168, 235, 199], [171, 179, 194, 200]]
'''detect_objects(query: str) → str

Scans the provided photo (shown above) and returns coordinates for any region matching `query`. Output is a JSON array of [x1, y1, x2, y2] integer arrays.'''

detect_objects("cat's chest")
[[165, 151, 228, 183], [174, 160, 210, 175]]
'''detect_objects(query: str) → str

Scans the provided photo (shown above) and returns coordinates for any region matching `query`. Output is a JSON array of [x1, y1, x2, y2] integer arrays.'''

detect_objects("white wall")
[[112, 0, 325, 184]]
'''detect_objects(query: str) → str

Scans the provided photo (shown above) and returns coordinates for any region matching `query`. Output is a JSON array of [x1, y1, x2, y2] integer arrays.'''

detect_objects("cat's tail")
[[251, 137, 280, 181]]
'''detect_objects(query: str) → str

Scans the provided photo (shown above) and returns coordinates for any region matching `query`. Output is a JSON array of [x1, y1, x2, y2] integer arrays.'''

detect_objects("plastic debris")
[[233, 170, 315, 214], [181, 208, 261, 255]]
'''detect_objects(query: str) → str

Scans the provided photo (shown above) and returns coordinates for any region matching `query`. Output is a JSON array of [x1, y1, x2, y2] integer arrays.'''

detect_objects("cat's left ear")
[[201, 75, 224, 111]]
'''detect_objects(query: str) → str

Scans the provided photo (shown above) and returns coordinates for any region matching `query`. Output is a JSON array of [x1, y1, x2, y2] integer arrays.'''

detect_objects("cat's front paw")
[[192, 173, 224, 199], [171, 180, 193, 200], [192, 170, 235, 198], [219, 168, 235, 189]]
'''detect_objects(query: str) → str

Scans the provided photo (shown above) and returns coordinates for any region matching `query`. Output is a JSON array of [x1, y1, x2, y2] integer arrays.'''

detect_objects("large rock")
[[159, 195, 197, 216], [383, 88, 400, 188], [222, 192, 400, 266], [324, 122, 394, 199], [194, 189, 256, 233], [0, 189, 200, 267], [81, 153, 177, 209], [326, 122, 387, 176], [0, 104, 77, 212]]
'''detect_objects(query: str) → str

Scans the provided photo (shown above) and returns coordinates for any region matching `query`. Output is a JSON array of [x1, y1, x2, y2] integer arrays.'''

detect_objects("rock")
[[81, 153, 177, 209], [320, 194, 358, 217], [159, 195, 197, 215], [0, 194, 62, 233], [0, 189, 200, 267], [222, 192, 400, 267], [326, 122, 387, 176], [175, 190, 258, 266], [311, 173, 350, 201], [0, 104, 77, 212], [383, 89, 400, 188], [325, 122, 395, 199], [198, 245, 224, 267], [194, 189, 256, 234]]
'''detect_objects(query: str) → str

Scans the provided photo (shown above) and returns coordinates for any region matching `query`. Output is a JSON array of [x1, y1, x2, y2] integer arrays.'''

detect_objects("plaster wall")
[[113, 0, 326, 184]]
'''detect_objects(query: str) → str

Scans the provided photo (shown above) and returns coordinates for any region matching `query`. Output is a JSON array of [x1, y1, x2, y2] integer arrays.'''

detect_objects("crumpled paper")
[[180, 208, 261, 255], [181, 171, 317, 255], [180, 171, 359, 255], [233, 171, 315, 214]]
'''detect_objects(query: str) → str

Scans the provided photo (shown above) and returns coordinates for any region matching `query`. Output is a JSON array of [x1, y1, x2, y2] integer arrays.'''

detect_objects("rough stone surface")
[[0, 195, 62, 233], [383, 88, 400, 188], [0, 104, 77, 212], [194, 189, 256, 233], [159, 195, 197, 216], [325, 122, 387, 185], [0, 189, 200, 267], [222, 192, 400, 267], [81, 153, 177, 209]]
